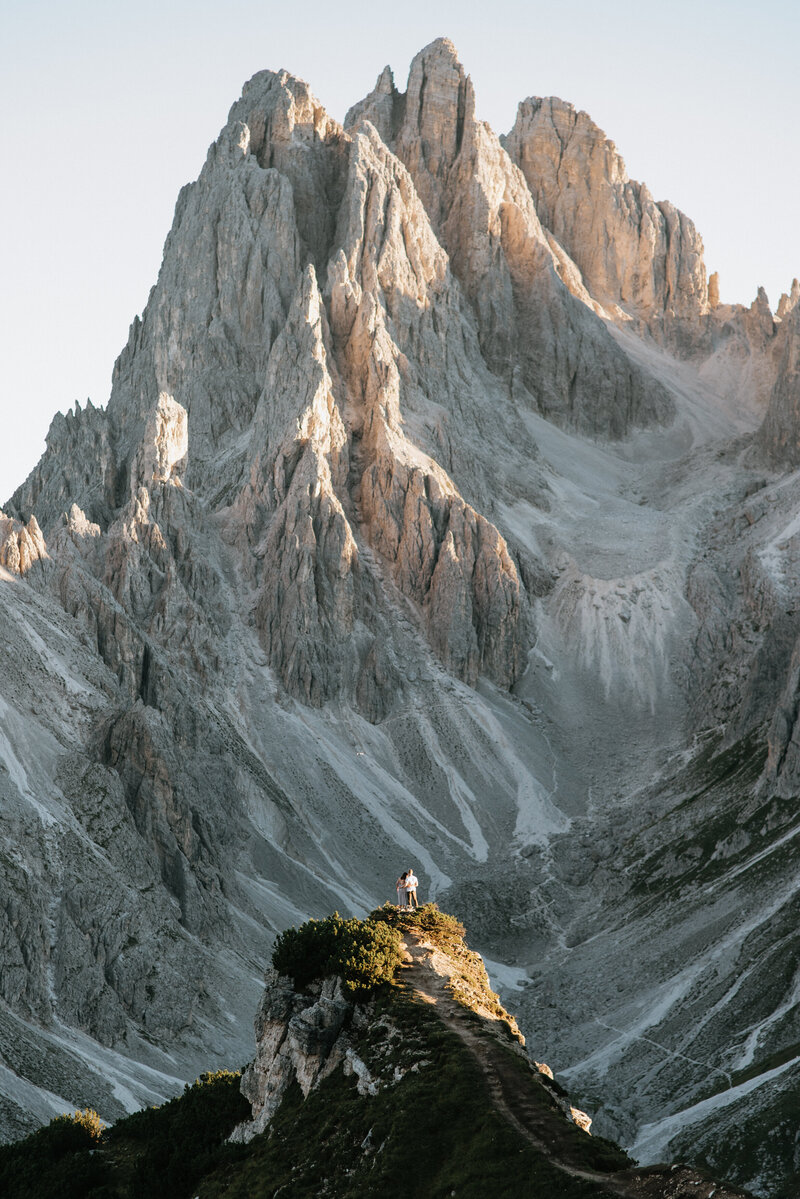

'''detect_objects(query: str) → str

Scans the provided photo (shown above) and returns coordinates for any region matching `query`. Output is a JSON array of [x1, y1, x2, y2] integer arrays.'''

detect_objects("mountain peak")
[[3, 37, 800, 1198], [403, 35, 474, 165], [504, 92, 709, 336], [414, 34, 462, 64]]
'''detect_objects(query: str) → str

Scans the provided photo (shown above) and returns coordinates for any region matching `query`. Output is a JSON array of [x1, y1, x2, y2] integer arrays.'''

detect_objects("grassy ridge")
[[0, 908, 631, 1198], [198, 992, 623, 1198], [0, 996, 626, 1199]]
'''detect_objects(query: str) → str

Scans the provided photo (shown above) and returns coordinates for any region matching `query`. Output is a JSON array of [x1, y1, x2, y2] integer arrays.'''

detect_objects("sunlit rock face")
[[347, 38, 675, 440], [232, 970, 354, 1142], [0, 512, 47, 574], [503, 96, 709, 348], [3, 35, 800, 1197]]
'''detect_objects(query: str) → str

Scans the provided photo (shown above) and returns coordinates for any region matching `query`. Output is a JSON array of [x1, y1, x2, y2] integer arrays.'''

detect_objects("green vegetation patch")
[[106, 1069, 249, 1198], [0, 1109, 108, 1199], [272, 911, 403, 998], [370, 900, 466, 950], [0, 1071, 250, 1199]]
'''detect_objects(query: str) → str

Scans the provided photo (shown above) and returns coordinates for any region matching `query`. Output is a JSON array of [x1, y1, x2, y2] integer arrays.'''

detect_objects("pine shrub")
[[271, 912, 403, 997]]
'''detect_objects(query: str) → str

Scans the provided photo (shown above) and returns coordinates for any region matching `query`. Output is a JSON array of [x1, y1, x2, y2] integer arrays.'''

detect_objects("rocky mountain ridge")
[[224, 908, 755, 1197], [2, 35, 800, 1197], [0, 908, 755, 1197]]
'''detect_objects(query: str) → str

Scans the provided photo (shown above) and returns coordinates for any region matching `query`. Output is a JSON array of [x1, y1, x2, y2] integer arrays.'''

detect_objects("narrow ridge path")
[[399, 935, 754, 1199]]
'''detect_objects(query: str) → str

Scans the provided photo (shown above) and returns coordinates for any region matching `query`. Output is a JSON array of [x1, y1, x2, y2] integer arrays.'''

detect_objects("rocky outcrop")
[[226, 919, 758, 1197], [132, 393, 188, 489], [232, 919, 531, 1147], [9, 401, 115, 535], [697, 286, 779, 417], [340, 64, 397, 147], [708, 271, 720, 309], [234, 970, 356, 1141], [226, 69, 347, 270], [0, 512, 47, 575], [504, 96, 709, 346], [776, 277, 800, 321], [363, 454, 522, 686]]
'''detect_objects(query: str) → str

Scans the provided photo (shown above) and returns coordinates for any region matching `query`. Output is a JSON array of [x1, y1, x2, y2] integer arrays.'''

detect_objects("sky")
[[2, 0, 799, 501]]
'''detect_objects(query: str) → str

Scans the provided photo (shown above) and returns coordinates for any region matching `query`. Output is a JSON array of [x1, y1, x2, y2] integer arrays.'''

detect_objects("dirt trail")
[[399, 935, 753, 1199]]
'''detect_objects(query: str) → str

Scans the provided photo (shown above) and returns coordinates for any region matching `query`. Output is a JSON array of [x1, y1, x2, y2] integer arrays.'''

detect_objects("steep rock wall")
[[347, 39, 675, 440], [504, 97, 709, 347]]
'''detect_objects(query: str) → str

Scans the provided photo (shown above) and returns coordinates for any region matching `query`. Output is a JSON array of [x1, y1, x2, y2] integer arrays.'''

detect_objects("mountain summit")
[[2, 37, 800, 1197]]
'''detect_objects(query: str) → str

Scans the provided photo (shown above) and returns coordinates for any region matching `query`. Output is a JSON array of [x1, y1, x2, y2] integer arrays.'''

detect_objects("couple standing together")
[[396, 869, 419, 908]]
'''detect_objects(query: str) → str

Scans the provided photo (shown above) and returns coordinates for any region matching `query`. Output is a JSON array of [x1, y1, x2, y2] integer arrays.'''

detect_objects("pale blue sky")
[[2, 0, 798, 499]]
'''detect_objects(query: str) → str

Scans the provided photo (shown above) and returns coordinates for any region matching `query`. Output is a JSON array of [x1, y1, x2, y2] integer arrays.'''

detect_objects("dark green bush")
[[110, 1069, 249, 1198], [0, 1070, 248, 1199], [271, 912, 403, 997], [0, 1109, 110, 1198]]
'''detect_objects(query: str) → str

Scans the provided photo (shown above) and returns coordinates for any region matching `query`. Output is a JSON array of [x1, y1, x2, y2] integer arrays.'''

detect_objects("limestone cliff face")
[[233, 971, 359, 1142], [242, 268, 367, 708], [504, 96, 709, 346], [328, 121, 523, 686], [347, 38, 675, 440]]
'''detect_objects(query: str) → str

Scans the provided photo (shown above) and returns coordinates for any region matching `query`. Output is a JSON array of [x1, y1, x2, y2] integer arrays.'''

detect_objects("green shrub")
[[0, 1070, 249, 1199], [0, 1108, 111, 1198], [5, 1107, 104, 1161], [109, 1069, 249, 1198], [272, 912, 403, 998]]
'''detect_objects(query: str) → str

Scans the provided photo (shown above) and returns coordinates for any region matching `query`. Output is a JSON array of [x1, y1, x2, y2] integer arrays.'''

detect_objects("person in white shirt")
[[405, 869, 419, 908]]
